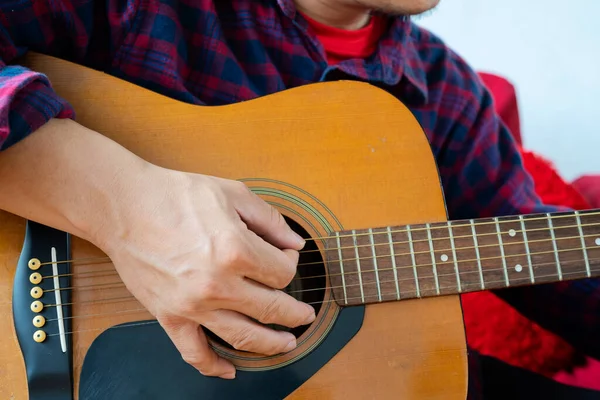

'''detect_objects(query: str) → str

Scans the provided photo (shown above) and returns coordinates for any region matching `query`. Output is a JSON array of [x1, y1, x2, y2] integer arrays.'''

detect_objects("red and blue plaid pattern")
[[0, 0, 597, 396]]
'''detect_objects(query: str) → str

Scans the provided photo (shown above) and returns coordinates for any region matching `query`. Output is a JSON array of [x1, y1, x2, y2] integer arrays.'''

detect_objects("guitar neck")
[[324, 209, 600, 306]]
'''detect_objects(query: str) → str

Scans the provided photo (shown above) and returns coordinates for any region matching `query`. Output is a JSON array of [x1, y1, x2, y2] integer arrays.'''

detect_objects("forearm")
[[0, 118, 154, 247]]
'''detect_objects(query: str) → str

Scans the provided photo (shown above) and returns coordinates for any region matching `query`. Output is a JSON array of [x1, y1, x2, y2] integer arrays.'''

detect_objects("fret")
[[494, 217, 510, 287], [520, 214, 560, 283], [390, 225, 421, 300], [386, 226, 401, 300], [334, 232, 348, 305], [406, 225, 422, 298], [325, 229, 371, 306], [550, 211, 594, 281], [324, 232, 351, 305], [449, 221, 483, 292], [575, 211, 591, 277], [447, 221, 461, 293], [519, 215, 535, 283], [470, 218, 507, 290], [406, 224, 442, 297], [351, 230, 365, 303], [578, 210, 600, 277], [367, 228, 382, 302], [425, 223, 441, 295], [546, 213, 563, 280], [425, 221, 463, 295], [367, 227, 403, 302], [490, 216, 532, 286], [470, 220, 485, 289]]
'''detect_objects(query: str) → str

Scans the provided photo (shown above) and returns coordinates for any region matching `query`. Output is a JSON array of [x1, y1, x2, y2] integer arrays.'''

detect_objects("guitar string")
[[40, 232, 600, 287], [44, 263, 600, 338], [43, 258, 577, 323], [38, 221, 600, 280], [39, 244, 594, 310], [36, 214, 600, 268], [42, 261, 533, 299]]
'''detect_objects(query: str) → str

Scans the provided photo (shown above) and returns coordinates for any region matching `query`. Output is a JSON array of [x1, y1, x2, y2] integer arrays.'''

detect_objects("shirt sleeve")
[[0, 0, 132, 151], [0, 60, 74, 150], [437, 56, 600, 360], [0, 11, 75, 150]]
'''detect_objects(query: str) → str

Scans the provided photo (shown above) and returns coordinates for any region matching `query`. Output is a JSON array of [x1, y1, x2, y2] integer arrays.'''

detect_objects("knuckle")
[[195, 278, 226, 302], [269, 204, 285, 226], [181, 355, 215, 376], [229, 327, 258, 352], [256, 294, 282, 325], [215, 236, 248, 270], [172, 296, 199, 317], [231, 180, 251, 196], [174, 280, 228, 316], [181, 353, 202, 367]]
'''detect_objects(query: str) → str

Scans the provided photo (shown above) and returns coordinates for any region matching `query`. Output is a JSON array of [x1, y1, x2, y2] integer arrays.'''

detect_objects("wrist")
[[0, 118, 159, 252], [76, 158, 162, 252]]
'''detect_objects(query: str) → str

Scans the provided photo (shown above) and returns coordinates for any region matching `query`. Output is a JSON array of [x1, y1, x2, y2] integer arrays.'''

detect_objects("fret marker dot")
[[515, 264, 523, 273], [595, 238, 600, 246], [509, 229, 516, 237], [440, 254, 449, 262]]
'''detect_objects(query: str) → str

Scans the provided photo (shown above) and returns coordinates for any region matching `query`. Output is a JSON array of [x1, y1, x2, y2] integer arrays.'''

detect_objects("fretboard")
[[324, 209, 600, 306]]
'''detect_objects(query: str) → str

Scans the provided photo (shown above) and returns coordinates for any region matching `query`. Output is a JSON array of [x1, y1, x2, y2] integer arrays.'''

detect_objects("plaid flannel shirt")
[[1, 0, 598, 397]]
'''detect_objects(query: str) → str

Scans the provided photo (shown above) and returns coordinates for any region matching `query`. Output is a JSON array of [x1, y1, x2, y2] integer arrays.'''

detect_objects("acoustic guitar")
[[1, 53, 599, 400]]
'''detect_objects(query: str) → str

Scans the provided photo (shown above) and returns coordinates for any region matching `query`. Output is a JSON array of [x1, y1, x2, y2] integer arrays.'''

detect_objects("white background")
[[415, 0, 600, 181]]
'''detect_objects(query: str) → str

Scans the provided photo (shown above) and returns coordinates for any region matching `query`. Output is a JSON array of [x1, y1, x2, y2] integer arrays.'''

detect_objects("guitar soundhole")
[[206, 216, 326, 347]]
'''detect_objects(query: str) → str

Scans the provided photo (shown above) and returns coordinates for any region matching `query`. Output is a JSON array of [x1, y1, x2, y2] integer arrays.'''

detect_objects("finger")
[[232, 183, 305, 250], [201, 309, 298, 355], [231, 278, 316, 328], [159, 315, 236, 379], [242, 231, 300, 289]]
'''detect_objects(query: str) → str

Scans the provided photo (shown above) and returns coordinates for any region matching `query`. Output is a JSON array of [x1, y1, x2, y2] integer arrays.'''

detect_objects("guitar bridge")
[[12, 220, 73, 399]]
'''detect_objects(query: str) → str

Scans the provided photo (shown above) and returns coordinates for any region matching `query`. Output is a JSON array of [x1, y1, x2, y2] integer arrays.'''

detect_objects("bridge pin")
[[33, 330, 46, 343], [28, 258, 41, 270], [29, 272, 42, 285], [33, 315, 46, 328], [30, 286, 43, 299], [30, 300, 44, 313]]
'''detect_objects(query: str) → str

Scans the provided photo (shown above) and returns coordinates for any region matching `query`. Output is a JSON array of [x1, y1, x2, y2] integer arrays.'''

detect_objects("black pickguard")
[[79, 305, 364, 400]]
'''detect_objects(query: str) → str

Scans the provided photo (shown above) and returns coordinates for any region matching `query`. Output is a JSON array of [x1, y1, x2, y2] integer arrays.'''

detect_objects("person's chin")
[[380, 0, 441, 16]]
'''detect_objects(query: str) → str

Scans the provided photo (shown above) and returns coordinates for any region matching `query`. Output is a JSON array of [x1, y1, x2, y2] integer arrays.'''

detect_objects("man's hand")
[[0, 118, 315, 379], [104, 172, 315, 379]]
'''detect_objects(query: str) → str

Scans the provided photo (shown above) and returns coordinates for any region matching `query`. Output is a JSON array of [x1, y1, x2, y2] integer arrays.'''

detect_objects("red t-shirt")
[[301, 12, 387, 64]]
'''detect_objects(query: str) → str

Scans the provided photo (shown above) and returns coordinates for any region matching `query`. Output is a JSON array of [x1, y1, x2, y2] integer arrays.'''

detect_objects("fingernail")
[[220, 371, 236, 379], [291, 230, 305, 246], [284, 339, 296, 352]]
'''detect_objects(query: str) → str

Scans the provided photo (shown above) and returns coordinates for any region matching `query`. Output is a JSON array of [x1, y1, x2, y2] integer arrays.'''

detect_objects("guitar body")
[[0, 54, 468, 399]]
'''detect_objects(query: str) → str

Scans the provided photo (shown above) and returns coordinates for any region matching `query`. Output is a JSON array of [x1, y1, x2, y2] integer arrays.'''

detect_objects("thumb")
[[159, 316, 236, 379], [233, 185, 305, 250]]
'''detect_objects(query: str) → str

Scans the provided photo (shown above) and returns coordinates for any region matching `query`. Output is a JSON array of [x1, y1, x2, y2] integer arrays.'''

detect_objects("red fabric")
[[300, 12, 387, 64], [462, 146, 591, 376], [478, 72, 522, 145], [573, 176, 600, 208], [521, 149, 591, 210], [461, 73, 593, 377]]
